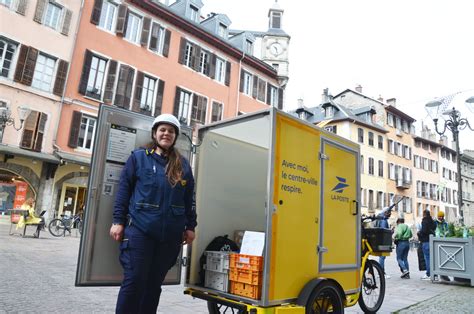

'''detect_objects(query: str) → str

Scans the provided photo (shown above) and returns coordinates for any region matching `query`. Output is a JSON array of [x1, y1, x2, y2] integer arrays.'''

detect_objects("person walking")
[[109, 114, 197, 314], [394, 217, 412, 279], [418, 209, 436, 280], [376, 207, 392, 279]]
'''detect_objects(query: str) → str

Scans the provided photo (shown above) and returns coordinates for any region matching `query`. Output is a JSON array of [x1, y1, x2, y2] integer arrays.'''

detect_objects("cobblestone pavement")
[[1, 216, 472, 313]]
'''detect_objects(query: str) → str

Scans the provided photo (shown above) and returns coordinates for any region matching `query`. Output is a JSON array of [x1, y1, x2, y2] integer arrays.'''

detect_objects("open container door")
[[76, 105, 192, 286]]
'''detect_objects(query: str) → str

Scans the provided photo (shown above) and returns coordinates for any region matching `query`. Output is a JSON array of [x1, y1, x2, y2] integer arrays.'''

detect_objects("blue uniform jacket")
[[113, 148, 197, 242]]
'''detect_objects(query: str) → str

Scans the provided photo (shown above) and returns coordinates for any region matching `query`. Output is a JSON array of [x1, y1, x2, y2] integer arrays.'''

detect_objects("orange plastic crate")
[[229, 268, 262, 285], [230, 281, 261, 299], [229, 254, 263, 271]]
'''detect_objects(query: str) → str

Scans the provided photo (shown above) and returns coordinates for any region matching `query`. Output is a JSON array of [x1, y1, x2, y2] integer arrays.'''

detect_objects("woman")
[[109, 114, 197, 313], [394, 217, 412, 279], [17, 198, 43, 238]]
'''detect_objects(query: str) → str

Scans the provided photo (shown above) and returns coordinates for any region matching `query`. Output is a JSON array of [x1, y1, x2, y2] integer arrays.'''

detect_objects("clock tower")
[[262, 1, 290, 88]]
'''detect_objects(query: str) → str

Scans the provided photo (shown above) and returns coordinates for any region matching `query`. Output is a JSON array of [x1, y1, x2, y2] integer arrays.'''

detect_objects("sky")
[[202, 0, 474, 150]]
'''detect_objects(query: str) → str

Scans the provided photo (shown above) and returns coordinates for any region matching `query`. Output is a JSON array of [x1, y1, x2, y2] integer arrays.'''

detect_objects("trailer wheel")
[[306, 281, 344, 314], [207, 301, 240, 314], [358, 259, 385, 313]]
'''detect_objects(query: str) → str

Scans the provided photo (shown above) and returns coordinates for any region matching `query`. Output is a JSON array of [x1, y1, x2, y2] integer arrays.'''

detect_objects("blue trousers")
[[379, 256, 386, 273], [396, 240, 410, 272], [116, 225, 181, 314], [422, 241, 430, 276]]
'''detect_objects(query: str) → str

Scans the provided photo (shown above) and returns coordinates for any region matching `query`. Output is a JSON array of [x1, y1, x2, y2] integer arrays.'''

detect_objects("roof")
[[54, 151, 91, 166], [333, 89, 385, 106], [385, 105, 416, 123], [0, 144, 59, 164], [413, 135, 442, 148], [131, 0, 278, 77]]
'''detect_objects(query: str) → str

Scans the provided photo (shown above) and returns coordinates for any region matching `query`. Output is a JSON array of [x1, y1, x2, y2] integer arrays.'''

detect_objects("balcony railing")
[[396, 178, 411, 189]]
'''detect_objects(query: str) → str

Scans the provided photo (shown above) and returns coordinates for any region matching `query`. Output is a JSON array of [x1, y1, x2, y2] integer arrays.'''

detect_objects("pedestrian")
[[418, 209, 436, 280], [375, 207, 392, 279], [109, 114, 197, 314], [434, 211, 451, 281], [17, 198, 44, 238], [394, 217, 412, 279]]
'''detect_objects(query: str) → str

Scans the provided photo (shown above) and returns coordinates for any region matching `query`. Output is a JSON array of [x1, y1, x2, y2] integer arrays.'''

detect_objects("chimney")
[[321, 88, 329, 103], [297, 98, 304, 109], [439, 135, 448, 146], [377, 95, 384, 103], [387, 98, 396, 107], [355, 85, 362, 93]]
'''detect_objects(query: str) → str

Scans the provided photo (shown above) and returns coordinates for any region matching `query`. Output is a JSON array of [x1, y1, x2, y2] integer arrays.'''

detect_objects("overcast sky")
[[202, 0, 474, 150]]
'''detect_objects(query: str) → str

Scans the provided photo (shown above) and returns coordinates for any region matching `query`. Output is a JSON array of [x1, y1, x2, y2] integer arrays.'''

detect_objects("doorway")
[[58, 184, 87, 217]]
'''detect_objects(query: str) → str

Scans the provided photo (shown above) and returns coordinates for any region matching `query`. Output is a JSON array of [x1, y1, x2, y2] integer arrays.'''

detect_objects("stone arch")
[[52, 171, 89, 217], [0, 161, 40, 197]]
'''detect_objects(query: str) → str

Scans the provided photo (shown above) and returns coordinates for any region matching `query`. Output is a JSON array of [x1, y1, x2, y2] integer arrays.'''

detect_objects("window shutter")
[[224, 61, 231, 86], [239, 69, 244, 92], [103, 60, 118, 104], [154, 80, 165, 117], [53, 59, 68, 96], [20, 111, 39, 149], [78, 50, 93, 95], [68, 111, 82, 148], [115, 4, 128, 36], [61, 9, 73, 36], [13, 45, 29, 83], [90, 0, 103, 25], [266, 83, 271, 105], [140, 17, 151, 46], [132, 71, 144, 113], [162, 29, 171, 57], [278, 88, 284, 110], [114, 65, 135, 109], [192, 45, 201, 72], [209, 54, 216, 79], [252, 75, 258, 98], [16, 0, 28, 15], [33, 113, 47, 152], [173, 87, 181, 117], [21, 47, 38, 86], [178, 37, 186, 64], [33, 0, 47, 23]]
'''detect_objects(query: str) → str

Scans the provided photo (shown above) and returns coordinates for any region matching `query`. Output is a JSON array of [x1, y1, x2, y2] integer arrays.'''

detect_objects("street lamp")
[[425, 97, 474, 224], [0, 106, 31, 142]]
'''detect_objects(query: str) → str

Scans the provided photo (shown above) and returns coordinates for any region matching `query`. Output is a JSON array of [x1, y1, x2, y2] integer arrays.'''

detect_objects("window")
[[78, 115, 96, 150], [245, 40, 253, 55], [324, 126, 337, 134], [199, 50, 209, 75], [243, 71, 252, 95], [395, 117, 402, 130], [377, 191, 383, 209], [368, 132, 374, 146], [378, 160, 383, 177], [387, 113, 394, 127], [211, 101, 223, 123], [191, 94, 207, 125], [358, 128, 364, 143], [402, 120, 409, 133], [360, 155, 364, 173], [184, 42, 193, 68], [124, 12, 141, 43], [368, 157, 374, 175], [257, 77, 266, 102], [177, 89, 192, 124], [215, 57, 225, 83], [325, 106, 334, 118], [98, 1, 118, 32], [268, 85, 278, 107], [218, 23, 227, 38], [378, 135, 383, 149], [270, 11, 282, 28], [43, 2, 62, 30], [140, 75, 157, 111], [388, 139, 393, 153], [85, 54, 107, 99], [0, 39, 17, 78], [32, 53, 56, 92], [388, 163, 395, 180], [149, 23, 166, 54], [189, 5, 199, 22]]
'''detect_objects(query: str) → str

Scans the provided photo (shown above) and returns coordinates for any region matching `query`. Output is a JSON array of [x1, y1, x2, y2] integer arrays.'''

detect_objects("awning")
[[54, 151, 91, 167], [0, 144, 59, 164]]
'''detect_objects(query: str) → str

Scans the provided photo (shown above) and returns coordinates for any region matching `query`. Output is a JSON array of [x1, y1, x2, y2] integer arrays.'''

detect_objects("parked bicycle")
[[48, 213, 83, 237]]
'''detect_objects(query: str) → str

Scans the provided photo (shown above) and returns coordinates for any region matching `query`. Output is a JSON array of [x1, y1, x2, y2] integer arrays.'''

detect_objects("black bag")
[[199, 235, 239, 285], [417, 245, 426, 271]]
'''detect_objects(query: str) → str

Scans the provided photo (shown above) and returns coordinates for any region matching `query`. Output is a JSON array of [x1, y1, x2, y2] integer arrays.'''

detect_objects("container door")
[[319, 137, 360, 272], [75, 105, 192, 286]]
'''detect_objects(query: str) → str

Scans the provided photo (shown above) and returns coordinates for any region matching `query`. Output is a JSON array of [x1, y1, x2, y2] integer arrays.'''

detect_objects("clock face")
[[269, 42, 283, 56]]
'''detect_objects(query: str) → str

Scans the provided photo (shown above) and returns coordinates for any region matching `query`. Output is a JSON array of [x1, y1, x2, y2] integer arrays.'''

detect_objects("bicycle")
[[48, 213, 83, 237]]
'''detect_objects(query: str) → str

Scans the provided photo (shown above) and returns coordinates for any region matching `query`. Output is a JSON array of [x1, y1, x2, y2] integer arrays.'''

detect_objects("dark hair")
[[423, 209, 431, 217], [397, 218, 405, 224]]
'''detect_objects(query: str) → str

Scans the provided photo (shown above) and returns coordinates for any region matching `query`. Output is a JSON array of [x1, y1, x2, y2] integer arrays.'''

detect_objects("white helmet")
[[152, 114, 180, 135]]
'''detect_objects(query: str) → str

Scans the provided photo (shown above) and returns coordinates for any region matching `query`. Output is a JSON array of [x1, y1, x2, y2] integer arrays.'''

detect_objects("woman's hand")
[[110, 224, 124, 242], [182, 230, 195, 245]]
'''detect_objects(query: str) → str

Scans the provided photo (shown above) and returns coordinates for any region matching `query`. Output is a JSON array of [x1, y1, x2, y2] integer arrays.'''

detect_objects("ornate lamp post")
[[426, 97, 474, 224], [0, 106, 31, 142]]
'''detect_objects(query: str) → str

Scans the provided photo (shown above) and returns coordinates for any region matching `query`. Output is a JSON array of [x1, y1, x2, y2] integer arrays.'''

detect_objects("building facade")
[[0, 0, 81, 217], [461, 150, 474, 226], [438, 139, 459, 222]]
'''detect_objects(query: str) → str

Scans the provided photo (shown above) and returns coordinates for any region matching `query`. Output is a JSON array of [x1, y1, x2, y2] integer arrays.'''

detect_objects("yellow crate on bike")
[[364, 228, 392, 252]]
